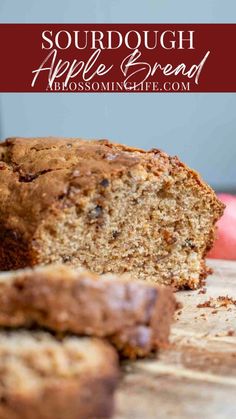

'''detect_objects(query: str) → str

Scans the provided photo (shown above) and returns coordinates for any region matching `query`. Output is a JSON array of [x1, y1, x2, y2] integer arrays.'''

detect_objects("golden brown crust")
[[0, 265, 176, 357], [0, 331, 119, 419], [0, 378, 117, 419]]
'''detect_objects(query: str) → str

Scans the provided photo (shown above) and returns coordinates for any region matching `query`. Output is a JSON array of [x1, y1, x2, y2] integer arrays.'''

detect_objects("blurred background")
[[0, 0, 236, 194]]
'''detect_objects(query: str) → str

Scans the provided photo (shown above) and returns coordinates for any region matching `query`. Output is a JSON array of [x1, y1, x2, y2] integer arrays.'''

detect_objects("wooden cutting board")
[[114, 259, 236, 419]]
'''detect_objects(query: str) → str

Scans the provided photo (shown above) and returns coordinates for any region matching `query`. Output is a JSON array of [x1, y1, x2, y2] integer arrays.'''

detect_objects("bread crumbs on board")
[[197, 296, 236, 309]]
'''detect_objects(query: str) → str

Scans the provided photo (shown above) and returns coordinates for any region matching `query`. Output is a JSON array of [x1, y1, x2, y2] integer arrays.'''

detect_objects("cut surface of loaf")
[[0, 265, 176, 357], [0, 137, 224, 288], [0, 330, 119, 419]]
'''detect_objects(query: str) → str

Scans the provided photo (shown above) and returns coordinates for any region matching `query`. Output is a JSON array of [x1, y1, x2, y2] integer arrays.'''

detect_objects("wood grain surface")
[[115, 259, 236, 419]]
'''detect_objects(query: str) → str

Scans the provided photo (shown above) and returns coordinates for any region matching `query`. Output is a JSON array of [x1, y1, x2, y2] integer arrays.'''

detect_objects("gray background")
[[0, 0, 235, 191]]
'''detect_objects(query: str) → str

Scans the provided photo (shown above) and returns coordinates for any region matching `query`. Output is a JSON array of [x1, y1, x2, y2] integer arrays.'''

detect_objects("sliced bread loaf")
[[0, 137, 224, 288], [0, 330, 119, 419], [0, 265, 176, 358]]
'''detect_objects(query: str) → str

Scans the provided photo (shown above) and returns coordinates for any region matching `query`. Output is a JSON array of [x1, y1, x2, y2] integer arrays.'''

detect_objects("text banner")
[[0, 24, 235, 92]]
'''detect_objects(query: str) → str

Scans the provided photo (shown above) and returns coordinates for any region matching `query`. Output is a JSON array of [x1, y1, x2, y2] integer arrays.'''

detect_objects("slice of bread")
[[0, 265, 176, 358], [0, 137, 224, 289], [0, 330, 119, 419]]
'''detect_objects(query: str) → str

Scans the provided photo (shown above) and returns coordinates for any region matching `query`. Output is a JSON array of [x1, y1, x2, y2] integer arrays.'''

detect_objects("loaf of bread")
[[0, 330, 119, 419], [0, 137, 224, 288], [0, 265, 176, 358]]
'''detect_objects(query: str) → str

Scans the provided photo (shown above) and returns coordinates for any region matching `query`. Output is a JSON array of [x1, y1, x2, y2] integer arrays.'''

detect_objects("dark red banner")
[[0, 24, 235, 93]]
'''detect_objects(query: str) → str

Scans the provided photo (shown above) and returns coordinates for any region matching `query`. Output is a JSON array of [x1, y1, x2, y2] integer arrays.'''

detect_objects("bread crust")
[[0, 331, 119, 419], [0, 265, 176, 358], [0, 377, 117, 419]]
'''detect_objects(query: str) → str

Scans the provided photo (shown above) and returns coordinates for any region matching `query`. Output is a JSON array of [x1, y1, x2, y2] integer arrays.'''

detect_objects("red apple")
[[208, 194, 236, 260]]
